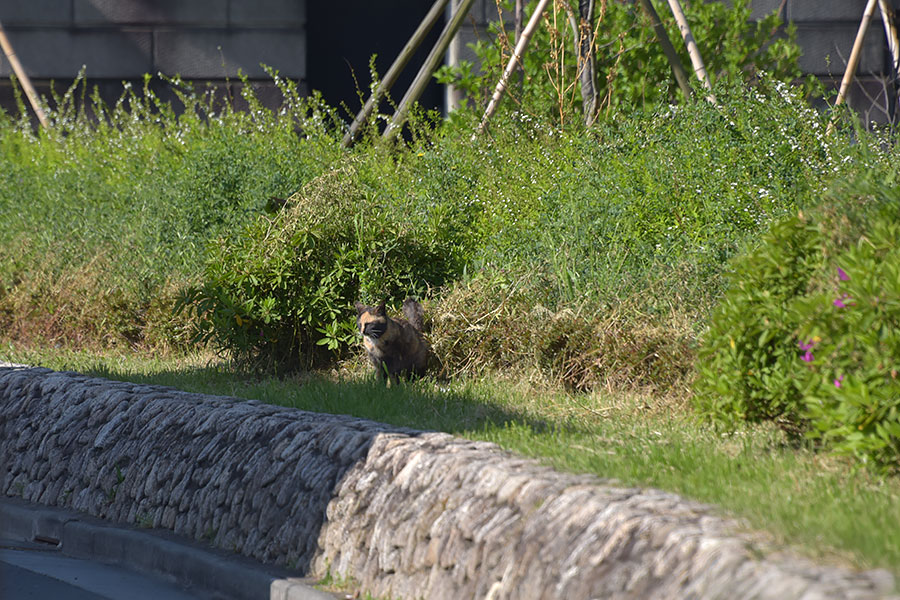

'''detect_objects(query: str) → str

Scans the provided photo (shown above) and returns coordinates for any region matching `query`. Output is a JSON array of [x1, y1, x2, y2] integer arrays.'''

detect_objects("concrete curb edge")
[[0, 496, 337, 600]]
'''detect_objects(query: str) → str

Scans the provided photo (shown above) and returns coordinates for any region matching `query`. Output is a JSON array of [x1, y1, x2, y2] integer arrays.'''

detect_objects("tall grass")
[[0, 73, 343, 349], [0, 72, 894, 387]]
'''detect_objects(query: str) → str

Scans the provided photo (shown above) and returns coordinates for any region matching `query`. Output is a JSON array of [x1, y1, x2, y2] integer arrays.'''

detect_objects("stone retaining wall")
[[0, 364, 894, 599]]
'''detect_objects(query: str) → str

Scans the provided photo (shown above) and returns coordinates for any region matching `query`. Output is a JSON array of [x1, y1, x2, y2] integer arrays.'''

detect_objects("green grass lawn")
[[4, 343, 898, 575]]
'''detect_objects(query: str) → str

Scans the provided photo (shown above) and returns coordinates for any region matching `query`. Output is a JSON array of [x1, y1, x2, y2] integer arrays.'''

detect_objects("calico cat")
[[354, 298, 429, 383]]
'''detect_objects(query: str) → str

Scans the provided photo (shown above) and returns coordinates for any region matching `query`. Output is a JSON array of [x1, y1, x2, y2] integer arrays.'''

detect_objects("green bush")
[[695, 181, 900, 468], [693, 215, 823, 429], [796, 218, 900, 466], [181, 163, 469, 371], [460, 76, 844, 309]]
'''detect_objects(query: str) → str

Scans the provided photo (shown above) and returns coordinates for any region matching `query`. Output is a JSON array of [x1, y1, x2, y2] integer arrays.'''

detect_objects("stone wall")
[[0, 363, 895, 599]]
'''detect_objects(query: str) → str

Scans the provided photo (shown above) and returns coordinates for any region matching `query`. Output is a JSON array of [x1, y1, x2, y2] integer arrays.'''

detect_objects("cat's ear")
[[354, 301, 366, 316], [375, 301, 386, 316]]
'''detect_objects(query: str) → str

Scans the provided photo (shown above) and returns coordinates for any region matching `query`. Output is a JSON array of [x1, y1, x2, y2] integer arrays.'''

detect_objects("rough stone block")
[[73, 0, 227, 26], [153, 30, 305, 79], [0, 29, 152, 78]]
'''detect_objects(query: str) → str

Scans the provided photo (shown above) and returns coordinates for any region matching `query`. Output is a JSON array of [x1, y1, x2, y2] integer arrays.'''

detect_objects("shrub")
[[694, 179, 900, 468], [463, 76, 843, 309], [181, 163, 469, 372], [693, 215, 824, 429], [796, 218, 900, 466]]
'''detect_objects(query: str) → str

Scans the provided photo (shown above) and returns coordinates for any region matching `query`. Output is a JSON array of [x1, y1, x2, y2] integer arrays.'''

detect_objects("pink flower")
[[834, 375, 844, 388], [798, 339, 818, 362], [837, 267, 850, 281], [833, 293, 855, 308]]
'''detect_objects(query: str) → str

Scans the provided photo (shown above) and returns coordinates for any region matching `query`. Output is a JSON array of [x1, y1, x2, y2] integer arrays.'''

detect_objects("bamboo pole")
[[635, 0, 692, 101], [383, 0, 477, 142], [665, 0, 715, 102], [342, 0, 450, 148], [878, 0, 900, 82], [515, 0, 525, 92], [834, 0, 878, 111], [477, 0, 552, 134], [0, 19, 48, 129], [827, 0, 878, 134]]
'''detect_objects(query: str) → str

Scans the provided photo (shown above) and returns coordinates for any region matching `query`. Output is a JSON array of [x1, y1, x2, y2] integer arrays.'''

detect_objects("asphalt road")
[[1, 539, 200, 600], [0, 498, 338, 600]]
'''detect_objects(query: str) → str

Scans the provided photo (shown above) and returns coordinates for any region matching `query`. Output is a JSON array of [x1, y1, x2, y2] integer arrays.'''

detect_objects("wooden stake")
[[878, 0, 900, 81], [0, 19, 48, 129], [827, 0, 878, 134], [477, 0, 552, 134], [665, 0, 715, 103], [834, 0, 878, 112], [636, 0, 692, 101], [383, 0, 477, 142], [342, 0, 449, 148]]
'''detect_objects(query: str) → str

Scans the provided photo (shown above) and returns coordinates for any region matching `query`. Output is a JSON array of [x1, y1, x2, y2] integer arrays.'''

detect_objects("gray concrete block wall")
[[0, 29, 153, 79], [72, 0, 229, 27], [0, 0, 306, 81], [153, 30, 305, 79]]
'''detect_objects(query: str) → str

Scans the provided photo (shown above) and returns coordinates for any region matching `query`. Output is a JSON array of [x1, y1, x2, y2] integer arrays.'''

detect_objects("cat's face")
[[355, 301, 388, 340]]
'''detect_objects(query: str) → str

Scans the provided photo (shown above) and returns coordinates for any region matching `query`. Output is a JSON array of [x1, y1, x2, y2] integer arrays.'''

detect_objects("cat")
[[354, 298, 429, 383]]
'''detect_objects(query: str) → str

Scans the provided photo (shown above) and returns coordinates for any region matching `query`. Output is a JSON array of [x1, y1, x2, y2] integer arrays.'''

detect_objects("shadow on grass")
[[77, 359, 560, 439]]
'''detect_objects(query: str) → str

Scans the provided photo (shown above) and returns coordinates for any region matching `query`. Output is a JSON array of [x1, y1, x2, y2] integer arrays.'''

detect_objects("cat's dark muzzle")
[[364, 323, 386, 339]]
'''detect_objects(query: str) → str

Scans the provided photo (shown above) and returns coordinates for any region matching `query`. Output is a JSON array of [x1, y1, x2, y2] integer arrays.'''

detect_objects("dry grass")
[[0, 242, 194, 355], [427, 273, 697, 394]]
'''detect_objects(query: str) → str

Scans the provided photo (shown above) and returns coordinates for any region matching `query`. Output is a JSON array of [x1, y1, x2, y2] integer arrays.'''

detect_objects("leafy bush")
[[181, 163, 470, 371], [695, 180, 900, 468], [796, 218, 900, 466], [693, 216, 824, 429], [459, 76, 845, 309]]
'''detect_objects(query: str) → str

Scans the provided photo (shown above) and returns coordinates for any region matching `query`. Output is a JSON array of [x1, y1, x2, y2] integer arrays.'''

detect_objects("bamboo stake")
[[383, 0, 477, 142], [477, 0, 552, 134], [515, 0, 525, 92], [636, 0, 692, 101], [878, 0, 900, 82], [827, 0, 878, 134], [665, 0, 715, 103], [834, 0, 878, 111], [342, 0, 450, 148], [0, 19, 48, 129]]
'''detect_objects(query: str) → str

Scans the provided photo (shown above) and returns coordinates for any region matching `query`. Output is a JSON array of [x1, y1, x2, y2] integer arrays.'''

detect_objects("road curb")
[[0, 497, 337, 600]]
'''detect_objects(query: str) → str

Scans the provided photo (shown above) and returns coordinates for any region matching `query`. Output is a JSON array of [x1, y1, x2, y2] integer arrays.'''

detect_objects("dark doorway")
[[306, 1, 446, 123]]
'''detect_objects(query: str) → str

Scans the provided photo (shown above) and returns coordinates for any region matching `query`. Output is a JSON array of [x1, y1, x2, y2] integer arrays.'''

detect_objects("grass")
[[4, 342, 898, 574]]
